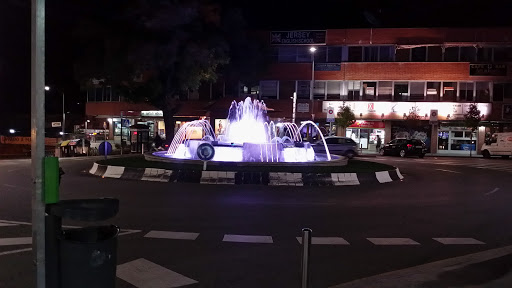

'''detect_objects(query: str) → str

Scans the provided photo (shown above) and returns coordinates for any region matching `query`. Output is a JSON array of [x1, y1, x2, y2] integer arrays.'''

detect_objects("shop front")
[[438, 124, 477, 153], [346, 120, 385, 150]]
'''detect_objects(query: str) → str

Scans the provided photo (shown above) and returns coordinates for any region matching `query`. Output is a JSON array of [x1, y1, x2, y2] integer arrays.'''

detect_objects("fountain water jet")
[[159, 97, 333, 163]]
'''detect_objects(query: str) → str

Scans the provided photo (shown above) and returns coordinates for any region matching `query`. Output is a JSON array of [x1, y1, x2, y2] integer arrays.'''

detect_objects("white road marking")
[[7, 168, 21, 173], [0, 220, 31, 225], [375, 171, 393, 183], [103, 166, 125, 178], [0, 222, 17, 227], [367, 238, 420, 245], [144, 230, 199, 240], [0, 248, 32, 257], [118, 229, 142, 236], [89, 162, 98, 174], [433, 238, 485, 245], [117, 258, 198, 288], [435, 168, 461, 174], [0, 237, 32, 246], [485, 188, 500, 195], [296, 237, 350, 245], [223, 234, 273, 244]]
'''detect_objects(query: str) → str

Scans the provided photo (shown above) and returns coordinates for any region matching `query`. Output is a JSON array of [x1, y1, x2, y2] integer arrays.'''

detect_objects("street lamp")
[[9, 129, 15, 134], [45, 85, 65, 137], [309, 47, 317, 100]]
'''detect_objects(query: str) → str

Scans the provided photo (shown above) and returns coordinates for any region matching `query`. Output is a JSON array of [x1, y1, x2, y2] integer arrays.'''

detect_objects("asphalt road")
[[1, 155, 512, 287]]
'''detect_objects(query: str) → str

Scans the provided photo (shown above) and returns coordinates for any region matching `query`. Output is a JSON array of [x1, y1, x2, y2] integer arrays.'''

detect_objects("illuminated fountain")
[[152, 97, 335, 163]]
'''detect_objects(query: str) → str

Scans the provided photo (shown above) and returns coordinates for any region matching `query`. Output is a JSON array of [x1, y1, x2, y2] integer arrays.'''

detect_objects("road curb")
[[88, 163, 404, 185]]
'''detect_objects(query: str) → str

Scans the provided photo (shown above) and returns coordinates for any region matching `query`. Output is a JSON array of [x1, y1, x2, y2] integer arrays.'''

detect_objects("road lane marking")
[[0, 237, 32, 246], [117, 258, 198, 288], [435, 169, 461, 174], [223, 234, 273, 244], [0, 248, 32, 257], [367, 238, 420, 245], [485, 188, 500, 196], [296, 237, 350, 245], [144, 230, 199, 240], [0, 220, 31, 225], [433, 238, 485, 245], [0, 222, 17, 227]]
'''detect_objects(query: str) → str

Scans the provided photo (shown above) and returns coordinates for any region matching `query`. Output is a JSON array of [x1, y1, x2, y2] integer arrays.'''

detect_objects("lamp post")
[[309, 47, 316, 100], [84, 120, 90, 156], [44, 86, 65, 138]]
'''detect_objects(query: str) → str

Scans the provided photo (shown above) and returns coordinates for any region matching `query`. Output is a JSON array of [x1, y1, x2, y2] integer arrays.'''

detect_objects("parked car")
[[312, 136, 359, 159], [379, 138, 427, 158], [481, 132, 512, 158]]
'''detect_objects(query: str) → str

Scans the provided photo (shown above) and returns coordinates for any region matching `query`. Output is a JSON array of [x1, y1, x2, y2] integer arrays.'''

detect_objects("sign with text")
[[0, 136, 58, 145], [314, 63, 341, 71], [349, 121, 385, 129], [270, 30, 326, 45], [141, 110, 163, 117], [51, 122, 61, 127], [297, 103, 310, 113], [322, 101, 491, 121], [469, 63, 507, 76]]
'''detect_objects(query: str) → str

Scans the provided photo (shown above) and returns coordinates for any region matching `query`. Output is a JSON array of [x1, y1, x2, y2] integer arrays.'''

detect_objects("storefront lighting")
[[108, 118, 113, 122]]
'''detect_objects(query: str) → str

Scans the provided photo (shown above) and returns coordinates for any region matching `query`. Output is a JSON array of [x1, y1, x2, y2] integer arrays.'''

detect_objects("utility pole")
[[62, 92, 65, 137], [31, 0, 46, 287]]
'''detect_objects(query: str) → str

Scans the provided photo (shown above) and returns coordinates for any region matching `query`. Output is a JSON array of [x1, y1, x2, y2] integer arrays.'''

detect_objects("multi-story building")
[[85, 27, 512, 155]]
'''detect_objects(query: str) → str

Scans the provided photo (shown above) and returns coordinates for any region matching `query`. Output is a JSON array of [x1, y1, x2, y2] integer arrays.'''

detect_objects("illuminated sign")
[[270, 30, 326, 45], [349, 121, 385, 129], [215, 119, 227, 136], [323, 101, 491, 121], [141, 110, 163, 117]]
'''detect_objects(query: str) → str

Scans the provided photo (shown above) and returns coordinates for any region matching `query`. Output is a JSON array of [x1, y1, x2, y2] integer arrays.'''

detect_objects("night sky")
[[1, 0, 511, 131]]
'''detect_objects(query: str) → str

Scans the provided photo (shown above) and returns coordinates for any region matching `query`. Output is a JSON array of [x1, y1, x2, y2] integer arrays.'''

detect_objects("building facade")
[[85, 27, 512, 154]]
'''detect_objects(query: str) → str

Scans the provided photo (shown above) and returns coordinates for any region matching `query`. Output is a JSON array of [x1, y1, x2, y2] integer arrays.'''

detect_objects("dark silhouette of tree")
[[72, 0, 243, 142]]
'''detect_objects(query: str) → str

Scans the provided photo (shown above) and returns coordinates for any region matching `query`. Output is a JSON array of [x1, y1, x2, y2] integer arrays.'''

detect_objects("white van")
[[481, 132, 512, 158]]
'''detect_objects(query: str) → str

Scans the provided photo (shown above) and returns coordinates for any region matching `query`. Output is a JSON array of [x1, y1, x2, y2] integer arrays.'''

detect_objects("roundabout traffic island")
[[89, 154, 403, 186]]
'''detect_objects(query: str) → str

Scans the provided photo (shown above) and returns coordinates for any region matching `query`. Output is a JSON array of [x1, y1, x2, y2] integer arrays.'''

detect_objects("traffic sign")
[[429, 109, 438, 124], [326, 106, 335, 123], [98, 141, 112, 156]]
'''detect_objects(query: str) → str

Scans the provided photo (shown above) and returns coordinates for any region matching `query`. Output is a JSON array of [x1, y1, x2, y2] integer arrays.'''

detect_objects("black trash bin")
[[59, 225, 120, 288], [46, 198, 120, 288]]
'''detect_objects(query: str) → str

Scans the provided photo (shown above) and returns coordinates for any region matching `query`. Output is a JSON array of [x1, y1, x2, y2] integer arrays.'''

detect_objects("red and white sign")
[[349, 121, 385, 129], [326, 106, 335, 122]]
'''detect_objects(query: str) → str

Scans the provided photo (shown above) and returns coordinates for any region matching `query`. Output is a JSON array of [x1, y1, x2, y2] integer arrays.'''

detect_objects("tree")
[[335, 103, 356, 137], [72, 0, 235, 142], [464, 103, 482, 157]]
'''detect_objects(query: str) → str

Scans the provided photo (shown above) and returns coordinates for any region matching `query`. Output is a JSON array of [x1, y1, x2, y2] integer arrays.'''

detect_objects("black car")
[[379, 138, 427, 158]]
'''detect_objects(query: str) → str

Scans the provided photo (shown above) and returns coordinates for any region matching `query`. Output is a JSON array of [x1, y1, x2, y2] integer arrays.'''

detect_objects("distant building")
[[85, 27, 512, 155]]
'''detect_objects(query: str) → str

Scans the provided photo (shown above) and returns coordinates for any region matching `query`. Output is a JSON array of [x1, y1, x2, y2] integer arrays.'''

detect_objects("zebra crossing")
[[142, 230, 486, 246], [375, 157, 512, 173]]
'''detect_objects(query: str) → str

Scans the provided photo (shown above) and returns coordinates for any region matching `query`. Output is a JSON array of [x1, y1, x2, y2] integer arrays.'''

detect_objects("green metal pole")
[[31, 0, 46, 287]]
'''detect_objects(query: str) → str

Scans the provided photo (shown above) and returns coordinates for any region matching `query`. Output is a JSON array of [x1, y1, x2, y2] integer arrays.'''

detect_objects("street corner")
[[88, 162, 405, 186]]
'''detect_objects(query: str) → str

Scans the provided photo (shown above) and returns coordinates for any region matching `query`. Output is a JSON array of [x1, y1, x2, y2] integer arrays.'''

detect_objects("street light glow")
[[59, 132, 64, 135], [9, 129, 15, 134], [44, 86, 50, 91], [309, 47, 317, 53]]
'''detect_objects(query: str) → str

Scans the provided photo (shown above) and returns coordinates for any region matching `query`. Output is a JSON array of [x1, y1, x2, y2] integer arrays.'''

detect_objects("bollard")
[[301, 228, 312, 288]]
